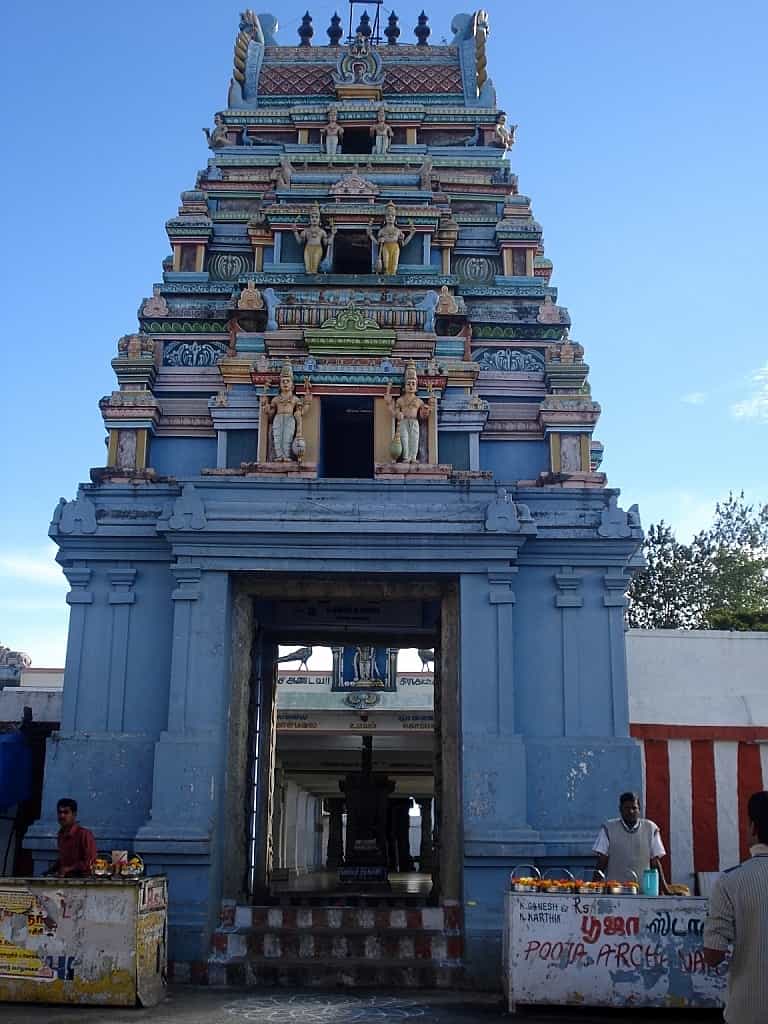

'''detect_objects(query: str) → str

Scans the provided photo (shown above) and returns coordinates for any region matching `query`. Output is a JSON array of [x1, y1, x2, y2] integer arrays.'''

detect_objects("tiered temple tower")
[[30, 8, 643, 987]]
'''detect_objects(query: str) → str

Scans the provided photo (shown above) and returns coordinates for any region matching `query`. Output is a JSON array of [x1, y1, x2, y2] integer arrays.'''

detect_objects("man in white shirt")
[[703, 791, 768, 1024], [592, 791, 669, 892]]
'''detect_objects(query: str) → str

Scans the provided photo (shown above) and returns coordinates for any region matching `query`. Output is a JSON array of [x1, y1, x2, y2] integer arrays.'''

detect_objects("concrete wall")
[[627, 629, 768, 726]]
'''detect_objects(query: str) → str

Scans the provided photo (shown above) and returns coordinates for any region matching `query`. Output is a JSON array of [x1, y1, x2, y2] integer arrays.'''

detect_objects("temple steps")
[[187, 901, 464, 989], [267, 893, 430, 909]]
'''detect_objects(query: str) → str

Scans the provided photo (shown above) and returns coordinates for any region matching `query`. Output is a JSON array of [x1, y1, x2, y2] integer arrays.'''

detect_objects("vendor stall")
[[504, 890, 728, 1012], [0, 876, 167, 1007]]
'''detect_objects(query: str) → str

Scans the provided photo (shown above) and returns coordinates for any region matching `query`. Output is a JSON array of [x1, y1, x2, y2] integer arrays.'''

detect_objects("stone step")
[[220, 903, 458, 932], [212, 929, 461, 961], [202, 959, 465, 989], [201, 901, 465, 990], [264, 893, 430, 908]]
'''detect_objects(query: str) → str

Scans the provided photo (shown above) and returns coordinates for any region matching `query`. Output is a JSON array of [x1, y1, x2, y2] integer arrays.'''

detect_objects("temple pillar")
[[134, 566, 232, 959], [417, 798, 434, 872], [326, 798, 345, 869], [391, 798, 414, 872]]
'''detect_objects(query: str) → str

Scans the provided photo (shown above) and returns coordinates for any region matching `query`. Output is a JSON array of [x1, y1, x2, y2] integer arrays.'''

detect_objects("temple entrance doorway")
[[340, 127, 373, 154], [319, 397, 374, 478], [332, 229, 372, 274], [271, 644, 435, 899], [225, 578, 460, 908]]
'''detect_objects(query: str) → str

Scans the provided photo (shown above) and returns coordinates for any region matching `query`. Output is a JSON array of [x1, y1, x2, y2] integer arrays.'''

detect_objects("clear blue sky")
[[1, 1, 765, 665]]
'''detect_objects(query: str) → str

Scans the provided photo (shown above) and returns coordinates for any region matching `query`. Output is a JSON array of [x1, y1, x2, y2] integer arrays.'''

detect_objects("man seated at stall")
[[47, 797, 97, 877], [592, 791, 669, 893]]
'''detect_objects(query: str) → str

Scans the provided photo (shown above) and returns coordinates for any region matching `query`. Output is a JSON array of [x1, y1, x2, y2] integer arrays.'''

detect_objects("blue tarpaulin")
[[0, 733, 32, 811]]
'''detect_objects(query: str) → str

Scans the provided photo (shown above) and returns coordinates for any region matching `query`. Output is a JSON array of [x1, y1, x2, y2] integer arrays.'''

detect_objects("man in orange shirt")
[[48, 798, 97, 877]]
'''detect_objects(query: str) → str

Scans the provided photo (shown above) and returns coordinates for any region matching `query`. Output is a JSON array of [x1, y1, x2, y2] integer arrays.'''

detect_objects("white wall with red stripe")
[[627, 629, 768, 889]]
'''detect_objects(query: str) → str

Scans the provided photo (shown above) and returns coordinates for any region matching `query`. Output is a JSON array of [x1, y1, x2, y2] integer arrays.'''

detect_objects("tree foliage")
[[627, 493, 768, 630]]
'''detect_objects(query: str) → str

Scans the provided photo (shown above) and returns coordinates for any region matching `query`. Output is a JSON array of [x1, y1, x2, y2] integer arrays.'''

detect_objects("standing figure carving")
[[353, 646, 382, 684], [294, 204, 336, 274], [322, 106, 344, 157], [367, 202, 415, 276], [385, 360, 434, 464], [419, 155, 433, 191], [370, 107, 393, 154], [262, 360, 312, 462]]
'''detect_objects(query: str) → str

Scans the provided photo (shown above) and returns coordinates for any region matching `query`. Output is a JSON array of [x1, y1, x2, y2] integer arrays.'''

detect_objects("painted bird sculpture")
[[418, 648, 435, 670], [276, 646, 313, 671]]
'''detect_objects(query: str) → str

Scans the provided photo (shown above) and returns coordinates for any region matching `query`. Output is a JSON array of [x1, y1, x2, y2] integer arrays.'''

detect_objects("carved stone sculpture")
[[271, 155, 293, 190], [262, 360, 312, 462], [494, 111, 516, 151], [203, 113, 229, 149], [370, 107, 393, 154], [419, 156, 433, 191], [384, 360, 433, 464], [294, 204, 336, 274], [117, 334, 155, 360], [367, 202, 415, 276], [435, 285, 459, 315], [141, 285, 169, 317], [237, 280, 264, 310], [415, 291, 439, 332], [537, 294, 561, 324], [322, 106, 344, 157]]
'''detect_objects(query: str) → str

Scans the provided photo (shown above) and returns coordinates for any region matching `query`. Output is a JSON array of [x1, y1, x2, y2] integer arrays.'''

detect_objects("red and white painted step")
[[169, 901, 464, 988]]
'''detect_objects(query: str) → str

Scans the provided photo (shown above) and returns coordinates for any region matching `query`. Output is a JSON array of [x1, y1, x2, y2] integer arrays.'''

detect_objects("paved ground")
[[0, 988, 724, 1023]]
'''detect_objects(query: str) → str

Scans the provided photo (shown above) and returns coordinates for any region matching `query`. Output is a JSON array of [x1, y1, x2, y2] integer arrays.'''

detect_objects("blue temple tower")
[[29, 7, 643, 988]]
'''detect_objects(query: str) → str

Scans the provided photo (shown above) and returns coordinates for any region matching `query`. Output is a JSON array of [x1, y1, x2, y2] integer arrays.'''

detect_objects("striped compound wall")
[[633, 726, 768, 885], [627, 629, 768, 889]]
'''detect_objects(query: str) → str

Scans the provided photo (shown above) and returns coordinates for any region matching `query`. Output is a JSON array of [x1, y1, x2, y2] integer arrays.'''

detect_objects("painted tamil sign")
[[276, 711, 434, 733], [504, 893, 728, 1012]]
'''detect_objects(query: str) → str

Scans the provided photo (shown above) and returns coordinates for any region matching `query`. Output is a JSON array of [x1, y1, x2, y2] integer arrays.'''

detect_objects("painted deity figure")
[[435, 285, 459, 315], [322, 107, 344, 157], [370, 107, 393, 155], [237, 280, 264, 310], [203, 113, 229, 149], [262, 361, 312, 462], [419, 156, 433, 191], [271, 155, 293, 190], [367, 203, 416, 276], [294, 204, 336, 274], [385, 360, 433, 464], [353, 646, 382, 684], [494, 111, 516, 151]]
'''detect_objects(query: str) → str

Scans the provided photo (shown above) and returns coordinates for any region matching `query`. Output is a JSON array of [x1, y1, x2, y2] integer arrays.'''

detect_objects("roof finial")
[[298, 11, 314, 46], [384, 11, 400, 45], [414, 11, 430, 46], [327, 11, 343, 45]]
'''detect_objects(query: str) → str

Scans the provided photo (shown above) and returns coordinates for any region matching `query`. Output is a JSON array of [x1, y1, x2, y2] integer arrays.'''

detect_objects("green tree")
[[628, 493, 768, 630], [627, 522, 705, 628], [697, 492, 768, 627]]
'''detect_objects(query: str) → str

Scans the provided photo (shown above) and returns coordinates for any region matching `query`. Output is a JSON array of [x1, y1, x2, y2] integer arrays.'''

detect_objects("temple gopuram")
[[30, 6, 644, 990]]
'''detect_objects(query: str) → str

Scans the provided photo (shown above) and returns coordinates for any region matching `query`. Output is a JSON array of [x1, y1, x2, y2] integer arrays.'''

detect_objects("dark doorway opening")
[[333, 231, 372, 274], [321, 396, 374, 478], [341, 127, 373, 154]]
